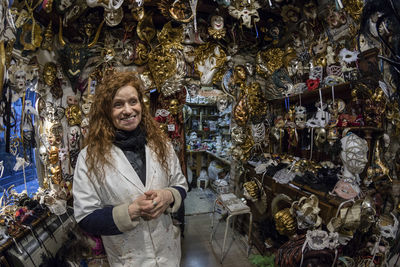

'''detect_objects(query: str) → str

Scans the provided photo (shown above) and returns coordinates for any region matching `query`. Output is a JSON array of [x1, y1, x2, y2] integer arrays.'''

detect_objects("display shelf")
[[186, 103, 217, 107], [192, 114, 219, 118], [271, 82, 352, 107], [206, 151, 231, 166]]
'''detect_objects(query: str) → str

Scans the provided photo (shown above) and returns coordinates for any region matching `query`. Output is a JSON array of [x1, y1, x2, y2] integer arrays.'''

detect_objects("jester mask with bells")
[[58, 18, 104, 92], [195, 43, 228, 86]]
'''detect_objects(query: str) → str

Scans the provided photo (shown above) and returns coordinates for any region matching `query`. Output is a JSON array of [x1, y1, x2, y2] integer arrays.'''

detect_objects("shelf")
[[192, 114, 219, 118], [271, 82, 351, 107], [186, 103, 217, 107], [278, 126, 383, 133], [206, 151, 231, 166]]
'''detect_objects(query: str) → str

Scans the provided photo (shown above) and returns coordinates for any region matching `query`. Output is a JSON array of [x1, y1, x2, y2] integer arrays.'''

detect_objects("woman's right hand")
[[128, 195, 154, 220]]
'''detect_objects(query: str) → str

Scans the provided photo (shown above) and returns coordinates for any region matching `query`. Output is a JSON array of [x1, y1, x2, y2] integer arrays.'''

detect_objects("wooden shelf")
[[271, 82, 351, 107], [186, 103, 217, 107], [192, 114, 219, 118], [206, 151, 231, 166]]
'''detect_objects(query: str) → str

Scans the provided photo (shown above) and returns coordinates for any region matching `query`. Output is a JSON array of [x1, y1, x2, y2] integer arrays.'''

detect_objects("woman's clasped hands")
[[128, 189, 174, 221]]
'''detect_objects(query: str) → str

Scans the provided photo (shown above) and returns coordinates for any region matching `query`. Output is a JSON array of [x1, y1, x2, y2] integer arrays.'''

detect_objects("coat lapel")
[[145, 145, 155, 191], [110, 145, 145, 193]]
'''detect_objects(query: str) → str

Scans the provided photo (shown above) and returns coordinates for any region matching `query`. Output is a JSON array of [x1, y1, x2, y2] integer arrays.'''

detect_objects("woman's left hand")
[[141, 189, 174, 219]]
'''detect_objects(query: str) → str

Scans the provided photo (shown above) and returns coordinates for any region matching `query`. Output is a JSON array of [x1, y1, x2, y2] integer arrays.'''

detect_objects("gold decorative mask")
[[291, 195, 322, 230], [195, 43, 228, 86], [343, 0, 364, 22], [148, 46, 177, 89], [20, 22, 43, 51], [169, 99, 180, 115], [134, 42, 150, 65], [233, 95, 249, 126], [65, 105, 82, 126], [256, 48, 284, 78], [274, 208, 297, 237], [157, 22, 183, 51], [41, 21, 54, 51], [158, 0, 193, 23], [137, 12, 156, 44], [43, 62, 57, 87], [48, 146, 59, 165]]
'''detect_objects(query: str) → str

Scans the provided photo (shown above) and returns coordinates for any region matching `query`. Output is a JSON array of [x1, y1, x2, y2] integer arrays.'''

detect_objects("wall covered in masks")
[[1, 0, 400, 265]]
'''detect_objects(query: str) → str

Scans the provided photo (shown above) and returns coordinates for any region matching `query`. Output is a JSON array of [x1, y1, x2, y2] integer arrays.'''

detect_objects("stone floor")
[[181, 213, 256, 267]]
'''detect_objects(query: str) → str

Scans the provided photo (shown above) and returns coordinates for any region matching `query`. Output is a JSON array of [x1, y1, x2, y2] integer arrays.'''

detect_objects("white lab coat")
[[73, 144, 188, 267]]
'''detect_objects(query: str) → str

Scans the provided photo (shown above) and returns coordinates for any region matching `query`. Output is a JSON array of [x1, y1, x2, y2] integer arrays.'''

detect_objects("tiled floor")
[[181, 213, 256, 267]]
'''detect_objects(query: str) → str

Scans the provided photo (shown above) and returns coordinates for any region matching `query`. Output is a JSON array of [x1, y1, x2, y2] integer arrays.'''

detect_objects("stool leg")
[[247, 212, 253, 257], [210, 199, 218, 243], [221, 214, 233, 263]]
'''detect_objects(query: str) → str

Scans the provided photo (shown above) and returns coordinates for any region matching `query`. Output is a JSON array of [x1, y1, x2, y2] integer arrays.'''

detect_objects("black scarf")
[[113, 127, 147, 185]]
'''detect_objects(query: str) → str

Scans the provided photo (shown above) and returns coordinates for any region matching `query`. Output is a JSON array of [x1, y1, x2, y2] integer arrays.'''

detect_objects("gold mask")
[[256, 48, 284, 78], [148, 46, 177, 89], [65, 105, 82, 126]]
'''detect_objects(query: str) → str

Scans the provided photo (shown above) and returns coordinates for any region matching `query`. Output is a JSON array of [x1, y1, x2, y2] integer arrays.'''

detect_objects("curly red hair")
[[85, 71, 169, 182]]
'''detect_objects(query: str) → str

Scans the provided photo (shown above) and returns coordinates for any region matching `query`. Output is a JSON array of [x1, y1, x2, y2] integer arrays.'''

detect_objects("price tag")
[[168, 124, 175, 132]]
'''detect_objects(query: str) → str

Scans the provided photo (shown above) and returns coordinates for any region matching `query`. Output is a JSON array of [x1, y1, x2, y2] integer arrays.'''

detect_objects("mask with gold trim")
[[65, 105, 82, 126], [256, 48, 285, 78], [195, 43, 228, 86], [158, 0, 193, 23]]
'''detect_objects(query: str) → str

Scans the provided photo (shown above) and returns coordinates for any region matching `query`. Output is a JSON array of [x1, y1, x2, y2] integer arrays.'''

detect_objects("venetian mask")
[[56, 64, 64, 80], [158, 0, 193, 23], [41, 22, 53, 51], [121, 42, 135, 65], [80, 117, 89, 139], [48, 146, 59, 165], [43, 62, 57, 87], [291, 195, 322, 230], [195, 44, 227, 86], [13, 70, 27, 92], [326, 8, 347, 29], [315, 128, 327, 147], [183, 45, 196, 63], [65, 105, 82, 126], [68, 125, 80, 149], [233, 65, 247, 85], [81, 94, 94, 115], [39, 145, 48, 165], [231, 126, 245, 144], [182, 23, 195, 44], [57, 0, 74, 13], [169, 99, 180, 115], [134, 42, 149, 66], [217, 96, 229, 113], [66, 95, 78, 106], [137, 12, 156, 43], [245, 62, 255, 77], [148, 46, 177, 88], [187, 83, 200, 99], [379, 213, 399, 240], [295, 106, 307, 127], [104, 7, 123, 27], [211, 15, 224, 30], [340, 133, 368, 177], [274, 208, 297, 237], [228, 0, 260, 29]]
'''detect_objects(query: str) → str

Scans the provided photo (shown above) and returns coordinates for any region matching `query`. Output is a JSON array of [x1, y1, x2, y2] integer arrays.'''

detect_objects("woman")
[[73, 71, 188, 266]]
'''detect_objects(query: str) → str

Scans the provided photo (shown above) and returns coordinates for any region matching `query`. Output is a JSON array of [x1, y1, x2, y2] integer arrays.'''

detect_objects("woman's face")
[[111, 85, 142, 131]]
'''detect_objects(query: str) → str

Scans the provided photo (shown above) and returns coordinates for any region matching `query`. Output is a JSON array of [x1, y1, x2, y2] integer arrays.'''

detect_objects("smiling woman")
[[73, 71, 188, 266], [111, 85, 142, 132]]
